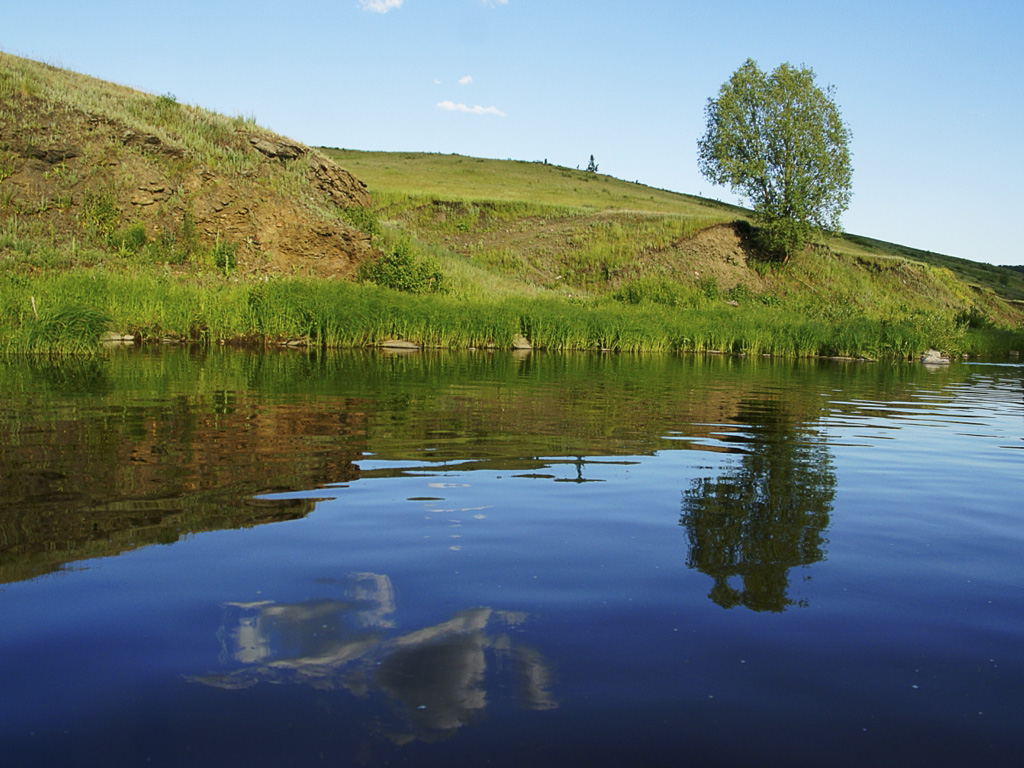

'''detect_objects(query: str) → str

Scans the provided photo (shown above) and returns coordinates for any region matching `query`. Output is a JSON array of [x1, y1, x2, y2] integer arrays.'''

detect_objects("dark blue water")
[[1, 350, 1022, 766]]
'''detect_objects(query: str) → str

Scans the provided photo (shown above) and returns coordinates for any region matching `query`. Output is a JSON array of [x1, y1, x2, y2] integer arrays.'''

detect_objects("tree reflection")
[[679, 398, 835, 612]]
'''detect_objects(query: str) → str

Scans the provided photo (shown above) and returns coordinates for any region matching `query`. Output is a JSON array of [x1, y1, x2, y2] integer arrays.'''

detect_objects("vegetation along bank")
[[2, 52, 1023, 358]]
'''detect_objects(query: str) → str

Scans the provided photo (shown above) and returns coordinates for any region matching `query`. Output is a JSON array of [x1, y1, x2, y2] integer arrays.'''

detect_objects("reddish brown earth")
[[1, 82, 374, 278]]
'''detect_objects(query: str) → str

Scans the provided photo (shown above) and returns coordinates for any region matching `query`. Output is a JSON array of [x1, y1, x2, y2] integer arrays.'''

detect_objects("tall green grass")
[[3, 268, 1004, 359]]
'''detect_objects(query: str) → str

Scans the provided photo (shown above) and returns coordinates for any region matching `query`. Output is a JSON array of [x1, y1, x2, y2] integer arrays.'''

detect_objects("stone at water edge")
[[919, 349, 950, 365], [512, 334, 533, 350], [381, 339, 420, 350], [100, 332, 137, 345]]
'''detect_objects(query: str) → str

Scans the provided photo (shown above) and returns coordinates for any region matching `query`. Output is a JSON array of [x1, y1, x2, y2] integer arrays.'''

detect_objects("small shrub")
[[358, 239, 445, 293], [748, 217, 813, 265], [210, 238, 238, 273], [108, 223, 148, 255], [156, 212, 201, 264], [180, 211, 200, 257], [0, 154, 15, 183], [726, 283, 756, 303], [338, 206, 381, 242], [954, 305, 993, 330], [699, 275, 720, 301], [614, 276, 693, 307], [79, 190, 120, 240]]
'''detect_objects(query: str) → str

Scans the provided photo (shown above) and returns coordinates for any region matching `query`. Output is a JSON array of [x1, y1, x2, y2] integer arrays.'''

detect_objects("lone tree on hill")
[[697, 59, 853, 262]]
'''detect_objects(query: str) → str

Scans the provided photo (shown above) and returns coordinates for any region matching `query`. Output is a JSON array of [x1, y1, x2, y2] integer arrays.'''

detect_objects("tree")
[[697, 59, 852, 262]]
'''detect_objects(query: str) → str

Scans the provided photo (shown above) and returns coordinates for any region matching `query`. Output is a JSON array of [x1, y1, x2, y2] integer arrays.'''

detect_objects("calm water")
[[1, 349, 1022, 766]]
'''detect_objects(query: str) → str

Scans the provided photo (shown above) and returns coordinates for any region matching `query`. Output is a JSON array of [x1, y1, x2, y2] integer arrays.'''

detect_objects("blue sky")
[[3, 0, 1021, 265]]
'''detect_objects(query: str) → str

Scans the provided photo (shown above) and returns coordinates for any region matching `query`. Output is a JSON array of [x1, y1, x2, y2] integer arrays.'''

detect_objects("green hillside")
[[0, 51, 373, 279], [323, 149, 1024, 328], [1, 51, 1022, 358], [322, 149, 1024, 305]]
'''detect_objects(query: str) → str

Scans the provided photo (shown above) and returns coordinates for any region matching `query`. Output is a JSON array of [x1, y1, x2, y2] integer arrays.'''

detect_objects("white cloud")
[[480, 0, 509, 6], [458, 75, 473, 86], [359, 0, 403, 13], [436, 100, 506, 117], [434, 78, 442, 85]]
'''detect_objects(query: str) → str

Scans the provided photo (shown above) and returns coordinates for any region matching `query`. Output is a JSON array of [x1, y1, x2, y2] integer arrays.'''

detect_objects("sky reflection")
[[188, 572, 557, 742]]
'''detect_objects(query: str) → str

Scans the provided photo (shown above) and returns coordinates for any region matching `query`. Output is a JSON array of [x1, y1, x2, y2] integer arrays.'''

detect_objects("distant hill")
[[841, 232, 1024, 304]]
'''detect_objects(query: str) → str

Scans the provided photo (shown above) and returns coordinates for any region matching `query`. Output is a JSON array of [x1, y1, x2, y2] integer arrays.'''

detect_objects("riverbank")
[[3, 52, 1023, 359], [3, 268, 1021, 359]]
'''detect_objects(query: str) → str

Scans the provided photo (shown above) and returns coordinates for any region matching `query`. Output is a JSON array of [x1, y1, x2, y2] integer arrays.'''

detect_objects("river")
[[1, 348, 1021, 766]]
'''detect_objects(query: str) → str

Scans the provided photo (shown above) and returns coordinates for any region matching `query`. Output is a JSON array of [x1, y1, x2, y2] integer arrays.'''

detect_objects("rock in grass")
[[512, 334, 532, 350], [248, 136, 304, 160]]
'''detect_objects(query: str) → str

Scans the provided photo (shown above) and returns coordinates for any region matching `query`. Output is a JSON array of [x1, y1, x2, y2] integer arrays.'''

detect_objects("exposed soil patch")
[[671, 223, 764, 289], [0, 85, 374, 278], [395, 199, 767, 294]]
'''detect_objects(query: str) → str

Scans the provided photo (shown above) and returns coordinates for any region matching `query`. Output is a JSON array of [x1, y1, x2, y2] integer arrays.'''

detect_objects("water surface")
[[1, 350, 1021, 766]]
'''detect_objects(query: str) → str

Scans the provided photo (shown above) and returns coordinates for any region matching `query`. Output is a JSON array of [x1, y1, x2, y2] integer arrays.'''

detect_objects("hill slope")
[[323, 149, 1024, 328], [1, 52, 372, 277]]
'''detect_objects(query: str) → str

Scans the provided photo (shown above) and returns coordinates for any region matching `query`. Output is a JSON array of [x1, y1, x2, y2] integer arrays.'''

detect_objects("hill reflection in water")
[[0, 348, 850, 588]]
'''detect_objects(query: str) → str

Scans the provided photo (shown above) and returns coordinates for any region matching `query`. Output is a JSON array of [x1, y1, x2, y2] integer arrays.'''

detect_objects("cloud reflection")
[[189, 573, 556, 741]]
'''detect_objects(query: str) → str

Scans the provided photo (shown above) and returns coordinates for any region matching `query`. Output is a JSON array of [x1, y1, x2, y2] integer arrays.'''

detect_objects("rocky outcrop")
[[311, 157, 371, 208], [131, 179, 172, 207], [249, 136, 304, 160], [21, 145, 80, 164], [0, 53, 377, 280]]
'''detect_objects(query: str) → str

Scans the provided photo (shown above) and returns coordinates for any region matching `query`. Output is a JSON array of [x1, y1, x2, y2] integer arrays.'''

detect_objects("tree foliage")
[[698, 59, 853, 261]]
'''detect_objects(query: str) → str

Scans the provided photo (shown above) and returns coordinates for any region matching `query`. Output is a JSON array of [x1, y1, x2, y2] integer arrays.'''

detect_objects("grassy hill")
[[324, 149, 1024, 304], [322, 149, 1024, 327], [1, 52, 1022, 358]]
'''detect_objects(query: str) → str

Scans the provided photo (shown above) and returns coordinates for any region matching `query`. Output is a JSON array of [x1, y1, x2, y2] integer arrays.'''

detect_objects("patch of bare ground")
[[0, 85, 374, 278], [403, 200, 767, 293], [651, 222, 765, 290]]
